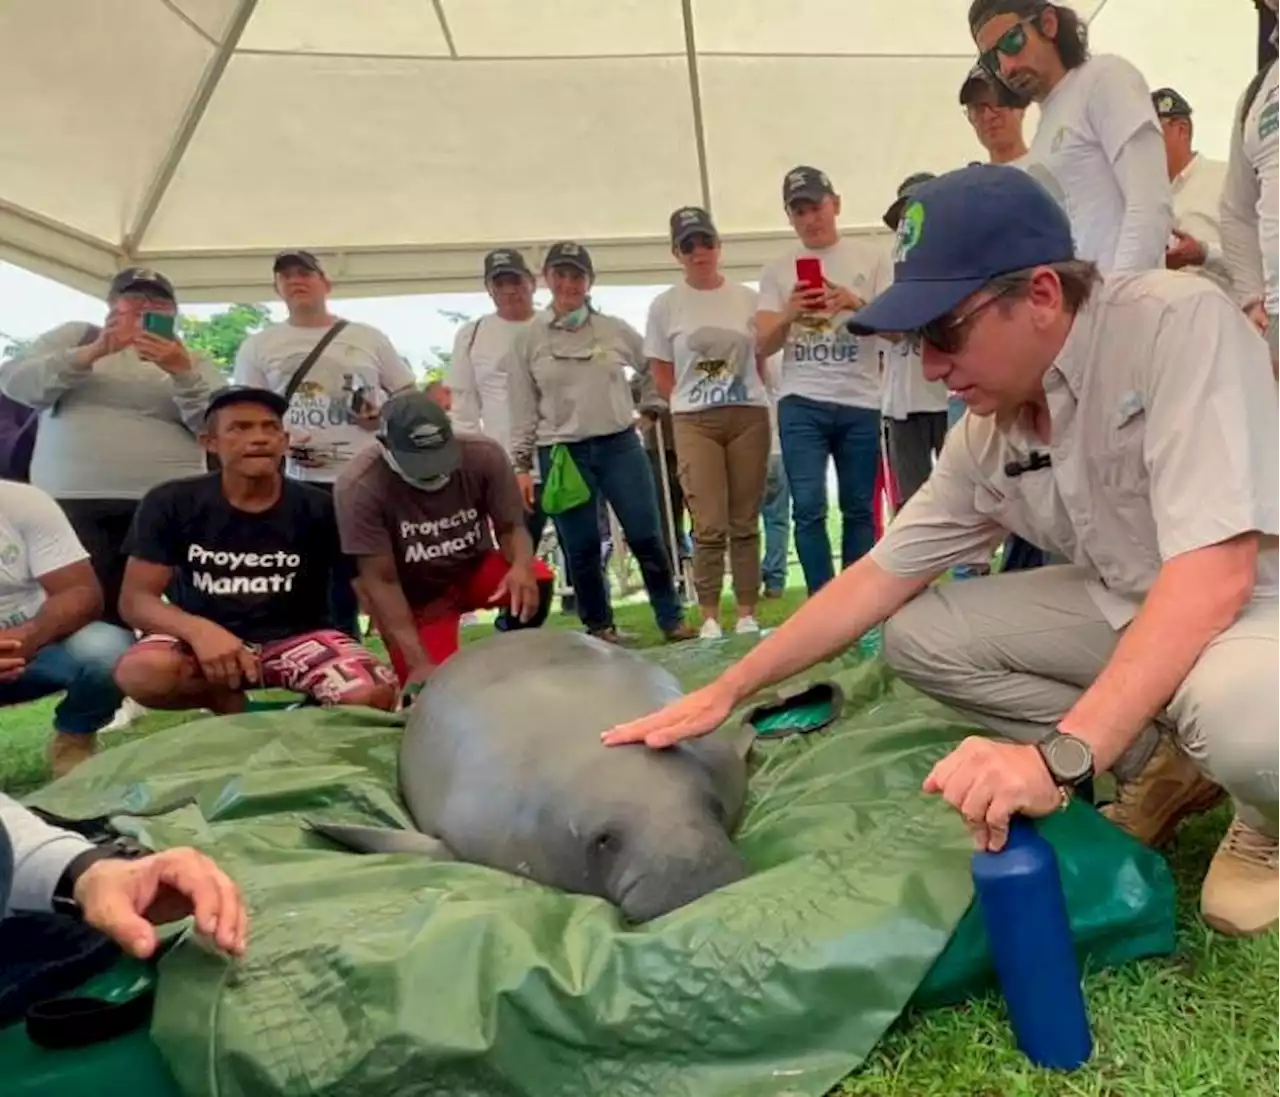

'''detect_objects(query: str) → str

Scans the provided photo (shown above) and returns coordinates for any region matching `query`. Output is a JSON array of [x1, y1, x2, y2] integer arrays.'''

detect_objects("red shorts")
[[132, 628, 397, 704], [385, 551, 554, 684]]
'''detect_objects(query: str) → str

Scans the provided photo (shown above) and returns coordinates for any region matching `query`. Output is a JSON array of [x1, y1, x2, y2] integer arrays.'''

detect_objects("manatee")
[[310, 629, 754, 923]]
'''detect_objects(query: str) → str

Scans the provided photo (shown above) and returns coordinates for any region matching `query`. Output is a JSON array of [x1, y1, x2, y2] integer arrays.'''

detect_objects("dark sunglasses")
[[677, 233, 717, 255], [979, 18, 1035, 78], [918, 282, 1020, 353]]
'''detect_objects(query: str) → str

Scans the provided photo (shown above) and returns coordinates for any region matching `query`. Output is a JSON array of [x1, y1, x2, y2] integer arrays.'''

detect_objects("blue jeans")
[[777, 395, 881, 595], [761, 453, 791, 593], [538, 430, 684, 634], [0, 622, 134, 734]]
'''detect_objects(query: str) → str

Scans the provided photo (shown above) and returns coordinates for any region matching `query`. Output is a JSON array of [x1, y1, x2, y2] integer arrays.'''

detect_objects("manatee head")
[[566, 738, 748, 924]]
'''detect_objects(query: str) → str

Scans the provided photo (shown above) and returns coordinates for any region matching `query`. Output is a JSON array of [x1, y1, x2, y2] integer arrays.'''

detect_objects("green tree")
[[421, 309, 475, 387], [179, 304, 272, 374]]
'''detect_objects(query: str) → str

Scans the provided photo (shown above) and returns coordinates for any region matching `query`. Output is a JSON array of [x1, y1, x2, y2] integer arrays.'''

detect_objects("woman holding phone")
[[644, 207, 772, 638], [507, 241, 696, 647]]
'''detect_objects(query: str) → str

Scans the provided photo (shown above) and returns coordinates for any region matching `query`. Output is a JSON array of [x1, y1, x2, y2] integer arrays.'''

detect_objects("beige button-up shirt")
[[871, 271, 1279, 628]]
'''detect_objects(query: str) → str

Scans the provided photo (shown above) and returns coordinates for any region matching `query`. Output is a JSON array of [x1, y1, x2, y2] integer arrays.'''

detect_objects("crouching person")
[[113, 386, 398, 713], [0, 480, 135, 776], [334, 389, 553, 689]]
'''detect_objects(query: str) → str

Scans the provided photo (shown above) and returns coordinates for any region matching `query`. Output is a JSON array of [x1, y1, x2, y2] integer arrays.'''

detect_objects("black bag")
[[0, 324, 100, 482]]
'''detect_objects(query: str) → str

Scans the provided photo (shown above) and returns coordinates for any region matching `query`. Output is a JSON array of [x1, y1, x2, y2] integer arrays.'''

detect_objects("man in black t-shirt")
[[113, 386, 397, 714]]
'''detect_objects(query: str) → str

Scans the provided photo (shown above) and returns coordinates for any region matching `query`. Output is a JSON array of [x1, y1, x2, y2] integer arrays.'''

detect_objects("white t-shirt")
[[233, 319, 415, 484], [869, 247, 949, 419], [643, 280, 768, 414], [446, 314, 537, 456], [757, 236, 883, 410], [1221, 63, 1279, 315], [0, 481, 88, 630], [1028, 54, 1169, 273]]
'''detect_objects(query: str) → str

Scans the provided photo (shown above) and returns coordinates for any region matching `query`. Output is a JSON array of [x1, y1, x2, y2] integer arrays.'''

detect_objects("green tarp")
[[21, 646, 1176, 1097]]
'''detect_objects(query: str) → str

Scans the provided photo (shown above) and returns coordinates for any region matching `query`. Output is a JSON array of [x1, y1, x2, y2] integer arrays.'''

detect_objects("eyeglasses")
[[677, 233, 717, 255], [918, 282, 1020, 354], [979, 17, 1035, 78]]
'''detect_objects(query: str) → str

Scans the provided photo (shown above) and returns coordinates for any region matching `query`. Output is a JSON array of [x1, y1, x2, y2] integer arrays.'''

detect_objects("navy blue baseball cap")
[[847, 163, 1074, 337]]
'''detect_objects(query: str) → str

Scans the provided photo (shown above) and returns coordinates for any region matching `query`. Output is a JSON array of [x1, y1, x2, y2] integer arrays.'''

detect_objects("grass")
[[2, 569, 1276, 1096]]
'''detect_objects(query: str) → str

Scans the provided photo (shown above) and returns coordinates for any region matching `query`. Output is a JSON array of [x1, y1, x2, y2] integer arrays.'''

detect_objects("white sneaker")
[[734, 615, 761, 635], [104, 697, 148, 732], [698, 618, 723, 640]]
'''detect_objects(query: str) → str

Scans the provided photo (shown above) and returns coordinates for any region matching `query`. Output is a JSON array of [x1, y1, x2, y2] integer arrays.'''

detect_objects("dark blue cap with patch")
[[847, 162, 1075, 336]]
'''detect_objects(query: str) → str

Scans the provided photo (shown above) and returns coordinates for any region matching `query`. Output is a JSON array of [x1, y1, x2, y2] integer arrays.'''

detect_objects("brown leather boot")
[[663, 622, 699, 644], [47, 731, 98, 779], [1101, 734, 1226, 847]]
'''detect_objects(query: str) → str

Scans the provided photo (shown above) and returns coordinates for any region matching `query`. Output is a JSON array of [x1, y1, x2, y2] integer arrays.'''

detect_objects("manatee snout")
[[606, 823, 748, 924]]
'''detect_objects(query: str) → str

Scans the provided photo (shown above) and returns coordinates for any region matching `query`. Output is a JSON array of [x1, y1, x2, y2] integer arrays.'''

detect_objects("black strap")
[[25, 986, 155, 1050], [465, 316, 485, 355], [1241, 61, 1274, 133], [282, 319, 350, 407]]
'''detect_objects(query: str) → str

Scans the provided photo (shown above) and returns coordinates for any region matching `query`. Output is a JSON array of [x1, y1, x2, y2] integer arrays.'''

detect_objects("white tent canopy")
[[0, 0, 1259, 302]]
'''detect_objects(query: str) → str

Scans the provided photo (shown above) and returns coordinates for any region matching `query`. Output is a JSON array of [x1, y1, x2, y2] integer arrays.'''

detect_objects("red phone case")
[[795, 256, 824, 293]]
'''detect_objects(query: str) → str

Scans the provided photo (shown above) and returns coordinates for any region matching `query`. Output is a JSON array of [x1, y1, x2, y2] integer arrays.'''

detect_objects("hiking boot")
[[1101, 735, 1226, 846], [1201, 816, 1279, 936], [48, 731, 98, 779], [588, 626, 633, 646], [663, 623, 698, 644]]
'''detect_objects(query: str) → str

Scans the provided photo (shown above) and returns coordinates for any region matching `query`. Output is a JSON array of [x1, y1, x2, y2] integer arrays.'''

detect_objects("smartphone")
[[141, 310, 176, 339], [795, 256, 825, 295]]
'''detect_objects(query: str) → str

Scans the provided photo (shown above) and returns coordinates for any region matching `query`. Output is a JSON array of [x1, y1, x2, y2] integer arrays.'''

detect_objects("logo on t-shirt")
[[685, 326, 752, 407], [399, 508, 485, 564], [188, 544, 302, 595]]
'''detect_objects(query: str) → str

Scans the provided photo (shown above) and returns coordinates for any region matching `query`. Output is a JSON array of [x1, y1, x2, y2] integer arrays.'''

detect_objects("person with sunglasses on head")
[[644, 207, 772, 639], [756, 166, 885, 597], [604, 164, 1278, 940], [507, 242, 696, 646], [970, 1, 1172, 276]]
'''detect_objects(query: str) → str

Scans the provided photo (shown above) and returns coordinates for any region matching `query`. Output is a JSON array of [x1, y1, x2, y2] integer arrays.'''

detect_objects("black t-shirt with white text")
[[123, 473, 338, 644]]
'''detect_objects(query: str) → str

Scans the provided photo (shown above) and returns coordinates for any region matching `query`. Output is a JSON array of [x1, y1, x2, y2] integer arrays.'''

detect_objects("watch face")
[[1044, 735, 1093, 783]]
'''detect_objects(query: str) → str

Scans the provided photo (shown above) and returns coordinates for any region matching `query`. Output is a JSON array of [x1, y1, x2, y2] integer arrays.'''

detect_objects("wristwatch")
[[1036, 729, 1095, 805], [50, 837, 150, 920]]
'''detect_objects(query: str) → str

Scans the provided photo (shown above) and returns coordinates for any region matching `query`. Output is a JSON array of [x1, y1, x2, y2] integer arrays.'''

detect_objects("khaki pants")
[[673, 406, 771, 607], [882, 565, 1279, 834]]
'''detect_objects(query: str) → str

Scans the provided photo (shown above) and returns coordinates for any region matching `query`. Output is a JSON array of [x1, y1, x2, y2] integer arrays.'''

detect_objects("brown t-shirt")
[[334, 436, 526, 608]]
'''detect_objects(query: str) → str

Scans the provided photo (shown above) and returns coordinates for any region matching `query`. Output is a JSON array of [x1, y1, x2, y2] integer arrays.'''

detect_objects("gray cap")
[[377, 389, 461, 483], [543, 240, 594, 277], [1151, 87, 1192, 118], [669, 205, 717, 245], [782, 165, 835, 207]]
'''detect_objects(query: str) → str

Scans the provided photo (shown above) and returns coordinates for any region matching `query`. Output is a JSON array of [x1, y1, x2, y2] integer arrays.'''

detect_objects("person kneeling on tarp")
[[112, 387, 398, 714], [334, 389, 553, 690], [0, 793, 247, 960]]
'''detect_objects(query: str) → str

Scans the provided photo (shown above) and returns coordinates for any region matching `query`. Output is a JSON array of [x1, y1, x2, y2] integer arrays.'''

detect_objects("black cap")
[[958, 63, 1029, 108], [669, 206, 718, 246], [205, 385, 289, 422], [543, 240, 594, 277], [782, 165, 836, 207], [377, 389, 461, 483], [483, 248, 532, 281], [1151, 87, 1192, 118], [273, 250, 324, 275], [108, 266, 175, 302], [883, 172, 937, 230]]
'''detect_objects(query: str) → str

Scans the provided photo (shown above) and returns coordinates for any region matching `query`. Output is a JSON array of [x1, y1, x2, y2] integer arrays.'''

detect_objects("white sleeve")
[[1220, 97, 1267, 309], [371, 330, 416, 392], [231, 332, 268, 387], [643, 291, 674, 362], [1108, 127, 1175, 274], [757, 260, 785, 313], [506, 327, 540, 475], [1, 792, 94, 915], [14, 485, 88, 577], [445, 322, 483, 435]]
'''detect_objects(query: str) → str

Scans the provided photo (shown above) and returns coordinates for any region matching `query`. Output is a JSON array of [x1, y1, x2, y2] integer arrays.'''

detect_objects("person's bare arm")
[[119, 559, 206, 643], [1057, 534, 1259, 771], [755, 309, 792, 358], [356, 554, 432, 677], [8, 560, 101, 654]]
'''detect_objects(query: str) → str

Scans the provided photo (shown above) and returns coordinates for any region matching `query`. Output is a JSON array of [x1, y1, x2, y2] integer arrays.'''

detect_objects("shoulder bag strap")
[[282, 318, 350, 406]]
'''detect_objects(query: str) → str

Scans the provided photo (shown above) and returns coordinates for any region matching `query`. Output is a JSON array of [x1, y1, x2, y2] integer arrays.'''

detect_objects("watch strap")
[[51, 838, 151, 918]]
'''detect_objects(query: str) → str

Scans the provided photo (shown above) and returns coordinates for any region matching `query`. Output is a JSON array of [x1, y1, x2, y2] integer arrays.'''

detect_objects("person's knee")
[[114, 645, 194, 705], [60, 622, 134, 682], [882, 589, 962, 684]]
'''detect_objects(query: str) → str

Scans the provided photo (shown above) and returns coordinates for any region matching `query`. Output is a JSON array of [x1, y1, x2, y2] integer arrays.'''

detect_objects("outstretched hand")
[[601, 680, 738, 749]]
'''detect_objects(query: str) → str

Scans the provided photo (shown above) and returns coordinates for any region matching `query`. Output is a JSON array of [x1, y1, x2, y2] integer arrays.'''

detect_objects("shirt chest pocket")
[[1096, 399, 1148, 495]]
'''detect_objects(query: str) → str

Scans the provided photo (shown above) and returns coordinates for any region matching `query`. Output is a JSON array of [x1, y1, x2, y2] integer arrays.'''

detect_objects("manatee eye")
[[593, 830, 621, 855]]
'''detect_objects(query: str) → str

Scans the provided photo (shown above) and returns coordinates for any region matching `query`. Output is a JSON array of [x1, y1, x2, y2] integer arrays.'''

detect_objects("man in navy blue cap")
[[605, 163, 1280, 939]]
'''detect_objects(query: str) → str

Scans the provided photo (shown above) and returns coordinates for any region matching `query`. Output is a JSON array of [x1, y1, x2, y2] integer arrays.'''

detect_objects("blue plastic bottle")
[[971, 815, 1093, 1070]]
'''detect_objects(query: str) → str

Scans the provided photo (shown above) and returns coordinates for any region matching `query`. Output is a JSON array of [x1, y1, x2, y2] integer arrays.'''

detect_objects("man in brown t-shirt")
[[334, 390, 554, 687]]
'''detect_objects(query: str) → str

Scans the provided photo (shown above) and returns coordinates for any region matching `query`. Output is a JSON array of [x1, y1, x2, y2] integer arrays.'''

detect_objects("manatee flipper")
[[307, 820, 455, 860]]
